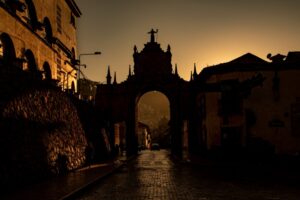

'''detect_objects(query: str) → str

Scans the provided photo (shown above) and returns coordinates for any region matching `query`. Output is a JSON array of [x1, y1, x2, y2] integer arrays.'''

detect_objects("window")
[[0, 33, 16, 64], [56, 5, 62, 34], [24, 49, 37, 71], [56, 49, 62, 82], [43, 62, 52, 80], [4, 0, 26, 13], [199, 96, 206, 119], [43, 17, 53, 44], [71, 47, 76, 59], [219, 91, 242, 115], [219, 80, 242, 115], [70, 13, 76, 28], [25, 0, 38, 30], [291, 103, 300, 136], [0, 40, 3, 58]]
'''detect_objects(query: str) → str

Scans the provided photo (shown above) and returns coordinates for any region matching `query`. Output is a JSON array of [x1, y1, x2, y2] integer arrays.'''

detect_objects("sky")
[[75, 0, 300, 83]]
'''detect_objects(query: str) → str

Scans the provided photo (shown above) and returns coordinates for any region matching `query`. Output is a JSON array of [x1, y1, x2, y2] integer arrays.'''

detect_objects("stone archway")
[[136, 90, 170, 149], [95, 30, 190, 158], [136, 90, 171, 150], [133, 84, 183, 156], [124, 84, 185, 157]]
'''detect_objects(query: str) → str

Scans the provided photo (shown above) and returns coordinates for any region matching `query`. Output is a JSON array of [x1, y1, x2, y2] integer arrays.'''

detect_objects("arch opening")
[[25, 0, 39, 30], [43, 62, 52, 80], [43, 17, 53, 44], [0, 39, 3, 58], [136, 90, 171, 150], [0, 33, 16, 65]]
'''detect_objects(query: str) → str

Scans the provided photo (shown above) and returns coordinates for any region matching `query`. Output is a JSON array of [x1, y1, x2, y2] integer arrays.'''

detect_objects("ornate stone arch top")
[[134, 85, 172, 105], [133, 29, 174, 81]]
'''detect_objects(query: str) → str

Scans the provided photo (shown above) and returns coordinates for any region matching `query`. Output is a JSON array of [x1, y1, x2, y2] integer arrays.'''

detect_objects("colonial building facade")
[[0, 0, 80, 91], [195, 52, 300, 155]]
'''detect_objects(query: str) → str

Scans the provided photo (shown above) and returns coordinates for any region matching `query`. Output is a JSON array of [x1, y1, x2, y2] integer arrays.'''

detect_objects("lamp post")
[[78, 51, 101, 80], [77, 51, 101, 95]]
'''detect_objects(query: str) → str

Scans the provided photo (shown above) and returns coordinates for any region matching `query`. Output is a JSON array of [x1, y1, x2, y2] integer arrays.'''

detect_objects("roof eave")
[[65, 0, 82, 17]]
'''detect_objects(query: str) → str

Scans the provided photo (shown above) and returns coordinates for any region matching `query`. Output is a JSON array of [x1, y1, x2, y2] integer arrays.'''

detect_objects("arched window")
[[43, 62, 52, 80], [0, 40, 3, 58], [0, 33, 16, 65], [43, 17, 53, 44], [5, 0, 26, 13], [24, 0, 38, 30], [71, 47, 76, 59], [24, 49, 37, 71]]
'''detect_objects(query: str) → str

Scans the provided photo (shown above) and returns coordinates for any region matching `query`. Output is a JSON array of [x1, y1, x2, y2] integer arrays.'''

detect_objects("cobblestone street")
[[75, 150, 300, 200]]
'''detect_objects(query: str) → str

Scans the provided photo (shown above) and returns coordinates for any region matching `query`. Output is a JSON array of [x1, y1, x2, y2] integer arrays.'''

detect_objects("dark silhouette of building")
[[194, 52, 300, 156], [96, 29, 300, 158], [96, 29, 190, 157]]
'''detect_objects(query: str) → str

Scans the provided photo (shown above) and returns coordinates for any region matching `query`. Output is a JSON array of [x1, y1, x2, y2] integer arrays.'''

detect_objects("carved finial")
[[134, 45, 138, 53], [128, 65, 132, 78], [193, 63, 197, 80], [113, 72, 117, 84], [106, 65, 112, 84], [174, 64, 178, 76], [148, 28, 158, 43], [167, 44, 171, 52]]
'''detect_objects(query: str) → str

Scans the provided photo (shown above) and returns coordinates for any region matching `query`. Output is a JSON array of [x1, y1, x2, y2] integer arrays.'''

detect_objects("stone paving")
[[75, 150, 300, 200], [1, 162, 123, 200]]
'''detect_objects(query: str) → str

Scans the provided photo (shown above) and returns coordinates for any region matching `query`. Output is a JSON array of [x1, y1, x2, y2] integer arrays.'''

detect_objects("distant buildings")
[[77, 78, 99, 102], [137, 122, 151, 149], [0, 0, 81, 91], [195, 52, 300, 155]]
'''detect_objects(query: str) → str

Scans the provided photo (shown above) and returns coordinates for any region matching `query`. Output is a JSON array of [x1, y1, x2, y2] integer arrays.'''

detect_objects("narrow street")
[[75, 150, 300, 200]]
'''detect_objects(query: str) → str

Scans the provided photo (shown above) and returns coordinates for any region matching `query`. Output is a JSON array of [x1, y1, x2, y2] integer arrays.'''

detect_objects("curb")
[[61, 162, 124, 200]]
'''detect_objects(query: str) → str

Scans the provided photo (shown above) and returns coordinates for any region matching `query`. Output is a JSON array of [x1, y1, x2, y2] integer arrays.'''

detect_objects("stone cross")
[[148, 28, 158, 43]]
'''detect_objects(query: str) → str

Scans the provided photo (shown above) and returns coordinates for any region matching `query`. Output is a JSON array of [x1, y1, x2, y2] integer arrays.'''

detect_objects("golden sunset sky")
[[75, 0, 300, 83]]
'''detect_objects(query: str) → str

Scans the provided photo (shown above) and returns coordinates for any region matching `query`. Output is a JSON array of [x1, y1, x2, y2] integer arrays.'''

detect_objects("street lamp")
[[78, 51, 101, 80], [77, 51, 101, 95]]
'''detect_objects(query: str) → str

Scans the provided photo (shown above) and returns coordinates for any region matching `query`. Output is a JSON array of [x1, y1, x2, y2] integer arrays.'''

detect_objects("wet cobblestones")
[[76, 150, 300, 200]]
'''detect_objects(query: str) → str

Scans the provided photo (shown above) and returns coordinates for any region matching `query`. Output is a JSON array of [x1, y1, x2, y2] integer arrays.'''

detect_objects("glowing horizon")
[[75, 0, 300, 83]]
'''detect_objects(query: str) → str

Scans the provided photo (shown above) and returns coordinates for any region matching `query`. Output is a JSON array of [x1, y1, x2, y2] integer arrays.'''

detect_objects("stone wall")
[[0, 72, 87, 187]]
